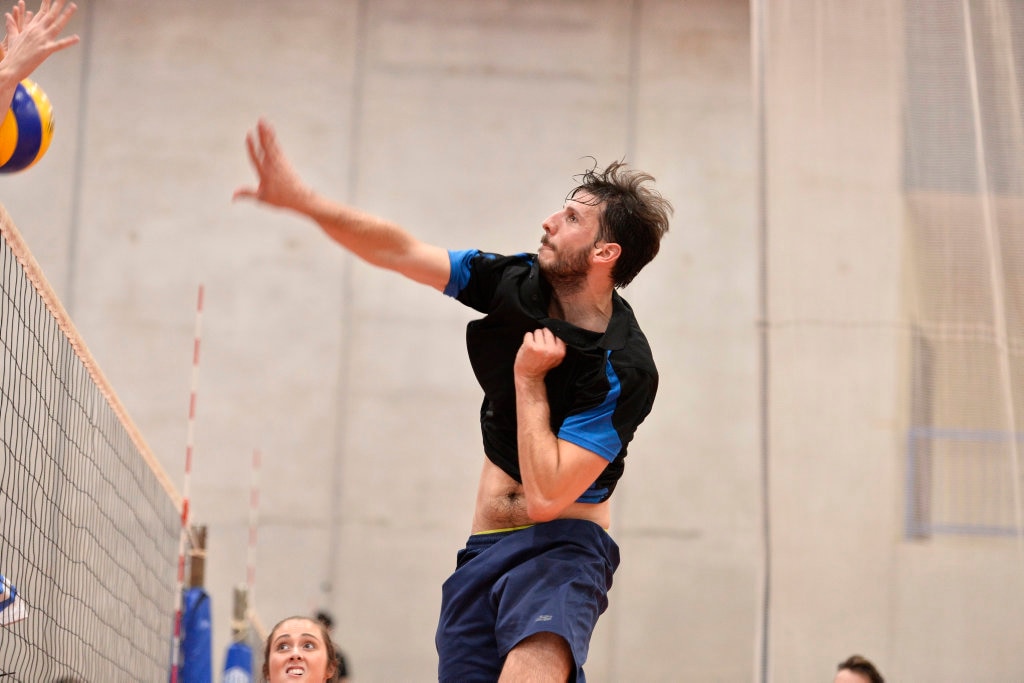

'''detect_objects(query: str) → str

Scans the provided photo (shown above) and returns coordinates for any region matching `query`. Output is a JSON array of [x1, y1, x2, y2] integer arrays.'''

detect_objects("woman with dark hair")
[[835, 654, 885, 683], [262, 616, 338, 683]]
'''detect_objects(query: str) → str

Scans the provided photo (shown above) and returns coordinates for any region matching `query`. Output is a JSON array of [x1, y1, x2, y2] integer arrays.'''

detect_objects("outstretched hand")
[[0, 0, 79, 81], [232, 118, 312, 212], [514, 328, 566, 382]]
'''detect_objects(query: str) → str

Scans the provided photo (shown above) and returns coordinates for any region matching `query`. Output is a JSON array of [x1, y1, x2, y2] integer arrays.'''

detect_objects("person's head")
[[314, 610, 334, 631], [555, 159, 673, 289], [835, 654, 884, 683], [263, 616, 338, 683]]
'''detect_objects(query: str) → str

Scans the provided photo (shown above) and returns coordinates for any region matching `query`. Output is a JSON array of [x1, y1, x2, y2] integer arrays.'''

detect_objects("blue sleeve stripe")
[[444, 248, 479, 297], [576, 486, 610, 503], [557, 351, 622, 462]]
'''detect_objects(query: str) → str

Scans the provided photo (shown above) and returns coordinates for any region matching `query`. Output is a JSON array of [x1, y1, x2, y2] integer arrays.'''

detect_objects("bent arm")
[[514, 329, 609, 522], [234, 119, 450, 291]]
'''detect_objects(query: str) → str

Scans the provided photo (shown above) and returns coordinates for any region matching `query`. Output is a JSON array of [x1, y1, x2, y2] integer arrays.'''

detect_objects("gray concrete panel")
[[3, 1, 758, 679]]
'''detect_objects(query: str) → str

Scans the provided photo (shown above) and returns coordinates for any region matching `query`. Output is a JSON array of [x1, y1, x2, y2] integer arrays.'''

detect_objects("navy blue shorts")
[[435, 519, 620, 683]]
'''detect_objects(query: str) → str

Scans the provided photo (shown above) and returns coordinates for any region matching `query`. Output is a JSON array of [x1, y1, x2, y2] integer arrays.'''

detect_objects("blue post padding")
[[223, 641, 254, 683], [178, 587, 213, 683]]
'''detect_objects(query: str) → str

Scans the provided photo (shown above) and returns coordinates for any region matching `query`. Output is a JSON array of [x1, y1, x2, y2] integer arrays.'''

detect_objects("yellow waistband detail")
[[472, 524, 535, 536]]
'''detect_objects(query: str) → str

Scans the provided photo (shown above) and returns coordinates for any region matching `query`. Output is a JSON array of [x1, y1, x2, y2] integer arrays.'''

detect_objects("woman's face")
[[265, 618, 334, 682]]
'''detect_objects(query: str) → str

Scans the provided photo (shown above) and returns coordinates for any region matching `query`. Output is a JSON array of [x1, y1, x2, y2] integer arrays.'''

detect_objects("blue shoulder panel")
[[444, 248, 479, 297], [557, 352, 623, 462]]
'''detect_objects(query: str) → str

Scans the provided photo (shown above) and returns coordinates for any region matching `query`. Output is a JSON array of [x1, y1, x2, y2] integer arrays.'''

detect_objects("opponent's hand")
[[232, 118, 313, 212], [514, 328, 566, 381], [1, 0, 79, 79]]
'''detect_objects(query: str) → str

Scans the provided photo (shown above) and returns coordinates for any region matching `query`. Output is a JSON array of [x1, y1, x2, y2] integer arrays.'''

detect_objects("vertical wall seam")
[[625, 0, 642, 163], [324, 0, 371, 604], [752, 0, 772, 681], [606, 2, 642, 678], [65, 0, 95, 318]]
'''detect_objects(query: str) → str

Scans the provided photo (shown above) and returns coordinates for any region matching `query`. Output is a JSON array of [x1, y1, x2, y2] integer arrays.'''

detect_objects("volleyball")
[[0, 78, 55, 174]]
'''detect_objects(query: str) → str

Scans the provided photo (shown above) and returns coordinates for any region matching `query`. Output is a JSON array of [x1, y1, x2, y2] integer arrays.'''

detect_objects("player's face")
[[539, 192, 604, 282], [266, 618, 333, 682]]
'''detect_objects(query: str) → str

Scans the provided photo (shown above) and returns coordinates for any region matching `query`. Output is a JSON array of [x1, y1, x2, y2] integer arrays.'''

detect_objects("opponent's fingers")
[[49, 33, 78, 51], [48, 1, 77, 34]]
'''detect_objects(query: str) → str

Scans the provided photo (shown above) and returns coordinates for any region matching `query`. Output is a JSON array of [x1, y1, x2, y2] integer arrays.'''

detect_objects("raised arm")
[[233, 119, 451, 292], [0, 0, 79, 113]]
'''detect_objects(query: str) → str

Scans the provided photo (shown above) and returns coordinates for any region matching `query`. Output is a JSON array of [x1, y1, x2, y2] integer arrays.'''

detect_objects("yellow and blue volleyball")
[[0, 79, 55, 174]]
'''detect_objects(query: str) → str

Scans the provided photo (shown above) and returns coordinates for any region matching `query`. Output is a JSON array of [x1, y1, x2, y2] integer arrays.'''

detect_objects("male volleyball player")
[[0, 0, 79, 113], [235, 118, 672, 682]]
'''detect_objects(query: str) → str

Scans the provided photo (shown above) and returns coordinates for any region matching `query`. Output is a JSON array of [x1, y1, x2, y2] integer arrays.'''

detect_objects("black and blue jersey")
[[443, 249, 658, 503]]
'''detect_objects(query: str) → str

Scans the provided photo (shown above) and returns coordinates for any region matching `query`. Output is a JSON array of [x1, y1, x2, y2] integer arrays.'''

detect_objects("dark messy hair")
[[568, 159, 673, 288], [837, 654, 885, 683]]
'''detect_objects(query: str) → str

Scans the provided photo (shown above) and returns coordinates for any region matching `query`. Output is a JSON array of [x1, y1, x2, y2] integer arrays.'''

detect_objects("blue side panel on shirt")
[[558, 351, 622, 462], [444, 248, 480, 297], [576, 485, 610, 503]]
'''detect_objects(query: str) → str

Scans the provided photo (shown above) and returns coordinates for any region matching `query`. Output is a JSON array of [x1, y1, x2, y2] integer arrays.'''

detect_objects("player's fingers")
[[522, 329, 546, 350], [244, 130, 263, 169], [536, 327, 558, 346], [257, 118, 274, 142], [232, 186, 256, 202]]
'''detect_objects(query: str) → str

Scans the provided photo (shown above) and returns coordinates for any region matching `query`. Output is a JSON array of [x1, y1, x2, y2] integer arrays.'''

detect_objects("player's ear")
[[594, 241, 621, 264]]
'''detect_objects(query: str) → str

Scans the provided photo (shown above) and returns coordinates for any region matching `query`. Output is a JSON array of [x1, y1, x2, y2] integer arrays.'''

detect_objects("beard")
[[539, 241, 592, 293]]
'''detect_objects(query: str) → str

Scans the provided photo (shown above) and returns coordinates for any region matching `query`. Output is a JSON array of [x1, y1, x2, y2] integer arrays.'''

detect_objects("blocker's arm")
[[0, 0, 80, 113]]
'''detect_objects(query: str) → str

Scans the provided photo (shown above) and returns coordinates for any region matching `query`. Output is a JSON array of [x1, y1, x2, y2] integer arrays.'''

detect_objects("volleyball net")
[[0, 203, 184, 680]]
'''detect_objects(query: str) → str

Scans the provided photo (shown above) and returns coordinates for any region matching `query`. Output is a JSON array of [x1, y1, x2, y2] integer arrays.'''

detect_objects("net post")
[[188, 525, 207, 588], [231, 584, 249, 642]]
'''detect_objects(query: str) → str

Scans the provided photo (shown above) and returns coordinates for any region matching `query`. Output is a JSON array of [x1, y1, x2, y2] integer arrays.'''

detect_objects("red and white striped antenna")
[[171, 284, 204, 682]]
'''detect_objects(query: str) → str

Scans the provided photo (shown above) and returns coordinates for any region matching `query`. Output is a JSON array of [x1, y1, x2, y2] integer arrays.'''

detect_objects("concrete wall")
[[11, 1, 1022, 681], [4, 1, 759, 680]]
